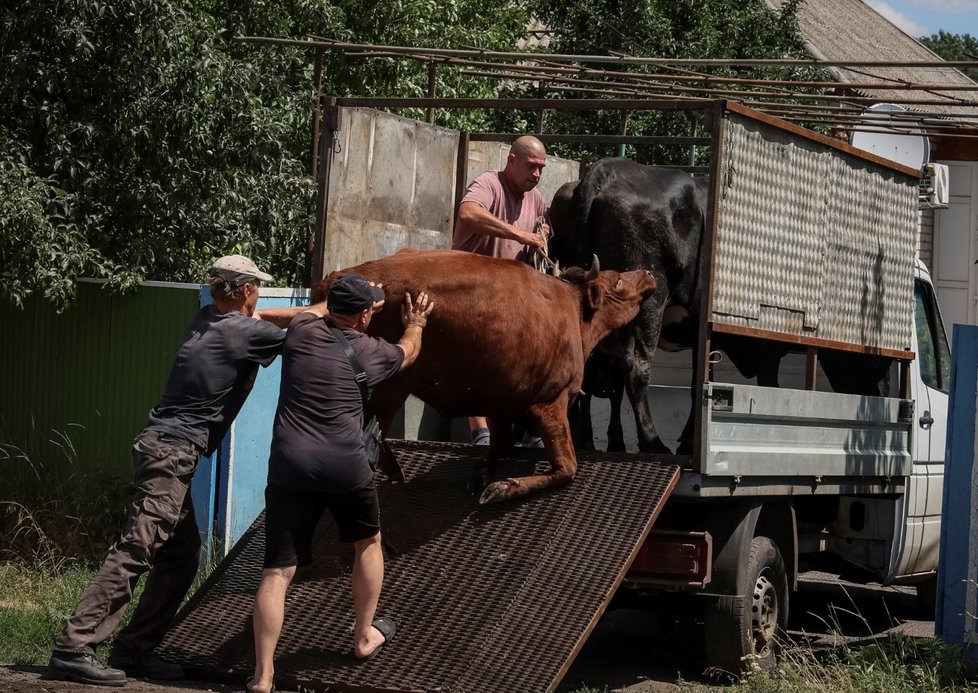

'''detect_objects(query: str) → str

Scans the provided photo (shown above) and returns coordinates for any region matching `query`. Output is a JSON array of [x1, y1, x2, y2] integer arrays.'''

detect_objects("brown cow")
[[312, 248, 656, 504]]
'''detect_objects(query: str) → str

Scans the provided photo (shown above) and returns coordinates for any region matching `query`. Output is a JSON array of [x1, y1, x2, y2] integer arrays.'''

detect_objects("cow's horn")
[[585, 255, 600, 281]]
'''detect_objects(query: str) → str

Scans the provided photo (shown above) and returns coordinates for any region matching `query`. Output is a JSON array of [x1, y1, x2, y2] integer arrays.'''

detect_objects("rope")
[[529, 215, 559, 276]]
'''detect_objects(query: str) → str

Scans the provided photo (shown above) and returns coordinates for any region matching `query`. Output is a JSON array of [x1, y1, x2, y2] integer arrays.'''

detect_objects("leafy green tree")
[[0, 0, 532, 309], [526, 0, 823, 164], [920, 30, 978, 82]]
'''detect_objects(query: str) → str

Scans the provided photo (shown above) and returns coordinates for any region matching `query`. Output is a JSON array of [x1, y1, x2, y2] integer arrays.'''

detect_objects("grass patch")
[[1, 432, 131, 566], [0, 429, 221, 666], [0, 562, 111, 665], [674, 634, 978, 692]]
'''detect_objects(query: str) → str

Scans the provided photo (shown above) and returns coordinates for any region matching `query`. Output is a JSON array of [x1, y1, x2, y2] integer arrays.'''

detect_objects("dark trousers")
[[55, 431, 202, 654]]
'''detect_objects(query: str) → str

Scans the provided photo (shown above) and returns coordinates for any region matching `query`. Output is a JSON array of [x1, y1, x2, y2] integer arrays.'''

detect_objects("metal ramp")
[[160, 440, 680, 693]]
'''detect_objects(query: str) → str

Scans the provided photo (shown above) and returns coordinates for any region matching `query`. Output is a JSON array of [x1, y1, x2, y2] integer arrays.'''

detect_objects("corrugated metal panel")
[[0, 282, 199, 481], [711, 112, 917, 351]]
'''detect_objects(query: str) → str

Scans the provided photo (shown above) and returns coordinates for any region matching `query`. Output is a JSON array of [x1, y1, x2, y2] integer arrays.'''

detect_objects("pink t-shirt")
[[452, 170, 547, 262]]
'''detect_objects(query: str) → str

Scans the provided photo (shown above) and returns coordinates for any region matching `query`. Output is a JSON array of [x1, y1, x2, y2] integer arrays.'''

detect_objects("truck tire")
[[704, 536, 788, 674]]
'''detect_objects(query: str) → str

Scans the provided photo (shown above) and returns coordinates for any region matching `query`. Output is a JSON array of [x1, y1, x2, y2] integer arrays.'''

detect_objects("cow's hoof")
[[478, 478, 519, 505], [607, 439, 626, 453], [640, 438, 674, 454]]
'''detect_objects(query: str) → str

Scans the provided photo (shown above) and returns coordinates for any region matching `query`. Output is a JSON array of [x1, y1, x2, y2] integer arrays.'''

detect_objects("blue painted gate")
[[937, 323, 978, 659]]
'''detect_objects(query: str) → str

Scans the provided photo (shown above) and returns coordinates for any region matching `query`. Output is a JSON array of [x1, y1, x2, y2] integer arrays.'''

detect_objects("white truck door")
[[896, 273, 952, 578]]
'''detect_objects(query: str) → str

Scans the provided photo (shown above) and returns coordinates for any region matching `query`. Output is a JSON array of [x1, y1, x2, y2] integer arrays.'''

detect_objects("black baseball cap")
[[328, 274, 385, 315]]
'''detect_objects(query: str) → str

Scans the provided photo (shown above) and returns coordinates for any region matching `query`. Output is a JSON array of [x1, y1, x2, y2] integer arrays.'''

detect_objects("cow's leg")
[[623, 337, 671, 454], [470, 416, 514, 496], [606, 364, 626, 452], [570, 393, 595, 451], [479, 392, 576, 504]]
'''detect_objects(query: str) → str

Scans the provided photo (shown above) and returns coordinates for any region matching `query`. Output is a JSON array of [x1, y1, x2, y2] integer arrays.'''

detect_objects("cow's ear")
[[587, 282, 603, 311]]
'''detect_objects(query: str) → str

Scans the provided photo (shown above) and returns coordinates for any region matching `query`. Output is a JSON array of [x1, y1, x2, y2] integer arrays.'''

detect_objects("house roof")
[[766, 0, 978, 120]]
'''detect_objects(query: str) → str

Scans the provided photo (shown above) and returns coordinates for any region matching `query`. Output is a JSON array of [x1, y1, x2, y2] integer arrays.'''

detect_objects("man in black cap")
[[48, 255, 313, 687], [245, 275, 433, 693]]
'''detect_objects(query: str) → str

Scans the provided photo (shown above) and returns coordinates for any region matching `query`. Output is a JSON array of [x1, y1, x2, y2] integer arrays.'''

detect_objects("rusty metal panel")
[[324, 108, 460, 274], [160, 441, 679, 693], [710, 111, 917, 351], [465, 141, 580, 207]]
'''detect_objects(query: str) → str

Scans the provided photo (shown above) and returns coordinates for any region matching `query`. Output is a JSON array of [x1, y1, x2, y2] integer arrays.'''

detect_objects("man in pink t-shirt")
[[451, 135, 551, 445]]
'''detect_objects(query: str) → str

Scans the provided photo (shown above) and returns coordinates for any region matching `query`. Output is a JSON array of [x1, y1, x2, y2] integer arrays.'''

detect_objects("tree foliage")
[[530, 0, 821, 165], [920, 30, 978, 82], [2, 0, 819, 308], [0, 0, 531, 308]]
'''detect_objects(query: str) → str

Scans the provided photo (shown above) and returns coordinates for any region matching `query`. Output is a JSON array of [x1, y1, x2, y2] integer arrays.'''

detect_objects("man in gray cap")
[[48, 254, 312, 687]]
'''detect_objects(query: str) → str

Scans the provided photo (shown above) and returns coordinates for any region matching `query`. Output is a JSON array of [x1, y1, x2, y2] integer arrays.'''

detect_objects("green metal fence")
[[0, 280, 200, 482]]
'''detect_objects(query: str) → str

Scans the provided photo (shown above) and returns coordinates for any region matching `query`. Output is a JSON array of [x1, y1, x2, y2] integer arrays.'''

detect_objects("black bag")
[[329, 326, 382, 470]]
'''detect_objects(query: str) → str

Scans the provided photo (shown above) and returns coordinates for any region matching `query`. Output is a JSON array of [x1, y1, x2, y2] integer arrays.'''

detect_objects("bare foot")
[[353, 616, 397, 660], [353, 623, 387, 659], [246, 676, 274, 693]]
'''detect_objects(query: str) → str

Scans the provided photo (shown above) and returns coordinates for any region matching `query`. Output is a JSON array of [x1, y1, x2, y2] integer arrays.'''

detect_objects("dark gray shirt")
[[268, 312, 404, 493], [144, 305, 285, 454]]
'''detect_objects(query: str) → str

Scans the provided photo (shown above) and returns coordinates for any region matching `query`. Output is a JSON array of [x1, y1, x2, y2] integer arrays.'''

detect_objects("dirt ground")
[[0, 573, 932, 693]]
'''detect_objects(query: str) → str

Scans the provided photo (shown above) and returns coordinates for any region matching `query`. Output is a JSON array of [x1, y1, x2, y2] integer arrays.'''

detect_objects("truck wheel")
[[704, 536, 789, 674]]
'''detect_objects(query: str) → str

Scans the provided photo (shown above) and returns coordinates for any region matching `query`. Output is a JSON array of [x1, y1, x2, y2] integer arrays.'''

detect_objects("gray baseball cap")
[[207, 254, 273, 286]]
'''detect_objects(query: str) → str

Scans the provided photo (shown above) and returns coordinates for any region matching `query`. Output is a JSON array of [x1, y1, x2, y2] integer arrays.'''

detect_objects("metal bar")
[[454, 131, 470, 218], [900, 360, 911, 400], [711, 323, 916, 361], [333, 96, 711, 111], [310, 46, 324, 178], [236, 36, 978, 70], [459, 67, 978, 115], [805, 346, 818, 391], [695, 101, 728, 470], [466, 133, 712, 145], [536, 81, 547, 133], [427, 61, 437, 124]]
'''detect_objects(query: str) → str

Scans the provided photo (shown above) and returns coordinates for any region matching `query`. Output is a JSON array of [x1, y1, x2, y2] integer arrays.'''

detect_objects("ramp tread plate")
[[161, 440, 680, 693]]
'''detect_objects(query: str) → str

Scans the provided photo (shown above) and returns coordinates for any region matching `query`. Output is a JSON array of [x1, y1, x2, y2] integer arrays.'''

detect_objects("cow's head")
[[562, 256, 656, 353]]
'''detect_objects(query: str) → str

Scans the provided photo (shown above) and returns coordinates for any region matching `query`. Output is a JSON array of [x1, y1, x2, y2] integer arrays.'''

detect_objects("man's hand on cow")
[[402, 291, 434, 329], [369, 282, 385, 315]]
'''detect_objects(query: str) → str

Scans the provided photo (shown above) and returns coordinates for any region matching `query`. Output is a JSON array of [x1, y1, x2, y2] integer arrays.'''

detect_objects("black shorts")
[[263, 481, 380, 569]]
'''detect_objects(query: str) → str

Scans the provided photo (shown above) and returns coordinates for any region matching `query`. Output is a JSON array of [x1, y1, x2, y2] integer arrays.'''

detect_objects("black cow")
[[550, 160, 712, 453], [549, 159, 891, 454]]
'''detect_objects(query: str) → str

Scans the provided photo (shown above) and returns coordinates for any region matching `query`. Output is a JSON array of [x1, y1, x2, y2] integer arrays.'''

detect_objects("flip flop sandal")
[[353, 616, 398, 662]]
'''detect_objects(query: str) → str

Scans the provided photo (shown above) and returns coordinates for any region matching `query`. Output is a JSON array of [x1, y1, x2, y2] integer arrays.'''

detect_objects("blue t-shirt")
[[144, 305, 285, 454], [268, 312, 404, 493]]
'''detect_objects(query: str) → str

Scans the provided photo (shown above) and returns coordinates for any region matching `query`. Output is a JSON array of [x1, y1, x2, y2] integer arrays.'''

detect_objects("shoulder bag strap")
[[328, 326, 373, 426]]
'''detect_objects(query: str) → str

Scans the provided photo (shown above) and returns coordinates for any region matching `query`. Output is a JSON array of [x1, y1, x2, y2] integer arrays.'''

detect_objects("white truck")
[[598, 105, 952, 673]]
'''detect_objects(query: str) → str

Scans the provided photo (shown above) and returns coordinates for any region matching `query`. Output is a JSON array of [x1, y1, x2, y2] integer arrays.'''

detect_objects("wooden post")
[[311, 98, 340, 284]]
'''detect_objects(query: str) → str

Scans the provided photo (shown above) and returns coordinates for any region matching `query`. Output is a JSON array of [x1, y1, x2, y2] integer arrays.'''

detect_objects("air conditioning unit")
[[919, 163, 949, 209]]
